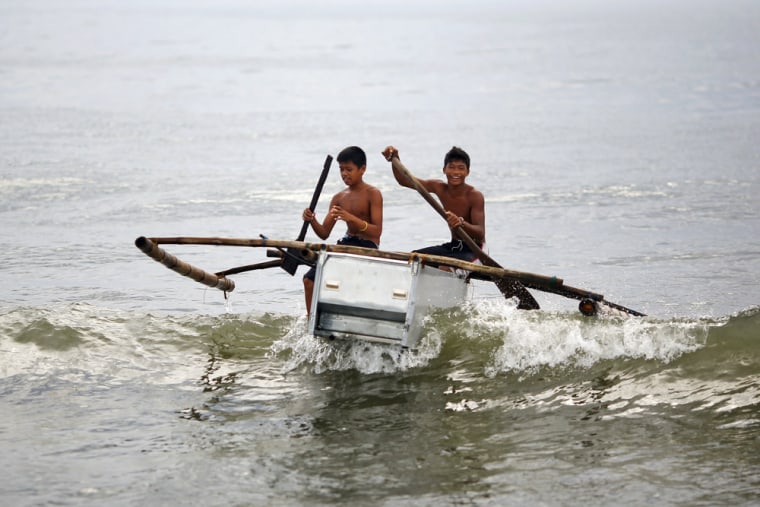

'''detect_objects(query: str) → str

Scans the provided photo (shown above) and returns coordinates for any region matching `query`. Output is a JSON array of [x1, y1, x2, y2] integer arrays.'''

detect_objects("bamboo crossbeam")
[[136, 235, 645, 316], [140, 236, 561, 290]]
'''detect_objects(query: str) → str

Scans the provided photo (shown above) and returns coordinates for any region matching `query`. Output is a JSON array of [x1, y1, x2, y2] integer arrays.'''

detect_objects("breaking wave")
[[2, 302, 757, 425], [2, 303, 757, 375]]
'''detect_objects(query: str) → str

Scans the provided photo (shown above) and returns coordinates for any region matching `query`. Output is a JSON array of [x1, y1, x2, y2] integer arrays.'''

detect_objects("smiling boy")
[[382, 145, 484, 261]]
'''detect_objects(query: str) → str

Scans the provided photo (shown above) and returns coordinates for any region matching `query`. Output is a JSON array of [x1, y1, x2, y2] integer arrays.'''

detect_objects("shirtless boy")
[[382, 145, 484, 261], [301, 146, 383, 314]]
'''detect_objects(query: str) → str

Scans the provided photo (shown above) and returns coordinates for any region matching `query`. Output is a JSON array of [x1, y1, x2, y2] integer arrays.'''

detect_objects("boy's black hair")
[[337, 146, 367, 168], [444, 146, 470, 170]]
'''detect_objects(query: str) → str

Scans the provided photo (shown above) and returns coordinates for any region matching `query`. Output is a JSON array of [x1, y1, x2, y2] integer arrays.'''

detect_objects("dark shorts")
[[414, 240, 479, 262], [303, 235, 379, 281]]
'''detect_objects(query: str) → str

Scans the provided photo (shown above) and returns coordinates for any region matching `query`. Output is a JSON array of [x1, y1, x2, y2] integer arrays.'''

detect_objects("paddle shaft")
[[297, 155, 333, 241], [280, 154, 334, 275]]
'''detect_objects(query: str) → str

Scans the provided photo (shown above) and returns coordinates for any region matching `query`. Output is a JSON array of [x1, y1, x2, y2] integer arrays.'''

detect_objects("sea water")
[[1, 0, 759, 505]]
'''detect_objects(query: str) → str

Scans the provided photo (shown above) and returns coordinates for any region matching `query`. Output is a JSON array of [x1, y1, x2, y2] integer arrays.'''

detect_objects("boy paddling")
[[382, 145, 484, 261], [382, 145, 540, 310], [301, 146, 383, 314]]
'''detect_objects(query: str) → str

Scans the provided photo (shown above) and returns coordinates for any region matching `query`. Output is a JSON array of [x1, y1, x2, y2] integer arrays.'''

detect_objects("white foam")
[[269, 314, 444, 375], [458, 300, 711, 377]]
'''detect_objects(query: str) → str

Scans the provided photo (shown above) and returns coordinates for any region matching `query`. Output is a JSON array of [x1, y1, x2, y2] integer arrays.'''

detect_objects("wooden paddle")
[[388, 155, 541, 310], [280, 154, 333, 275]]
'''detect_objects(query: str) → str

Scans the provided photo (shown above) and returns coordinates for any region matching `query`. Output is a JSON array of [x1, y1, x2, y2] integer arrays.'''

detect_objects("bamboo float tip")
[[134, 235, 235, 293]]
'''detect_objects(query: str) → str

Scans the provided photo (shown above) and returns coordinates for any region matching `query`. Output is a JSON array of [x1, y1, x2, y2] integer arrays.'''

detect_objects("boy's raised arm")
[[383, 145, 440, 192]]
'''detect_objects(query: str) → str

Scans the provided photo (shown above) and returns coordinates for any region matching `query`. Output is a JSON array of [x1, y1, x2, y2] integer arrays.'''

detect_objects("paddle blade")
[[280, 248, 307, 276], [494, 277, 540, 310]]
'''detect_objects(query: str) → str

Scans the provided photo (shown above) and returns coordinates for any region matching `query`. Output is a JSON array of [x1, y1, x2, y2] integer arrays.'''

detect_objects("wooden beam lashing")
[[135, 236, 235, 292]]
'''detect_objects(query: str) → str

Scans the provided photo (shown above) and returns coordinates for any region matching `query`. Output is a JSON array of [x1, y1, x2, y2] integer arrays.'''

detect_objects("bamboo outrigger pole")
[[137, 236, 562, 287], [135, 236, 235, 292], [135, 236, 645, 316]]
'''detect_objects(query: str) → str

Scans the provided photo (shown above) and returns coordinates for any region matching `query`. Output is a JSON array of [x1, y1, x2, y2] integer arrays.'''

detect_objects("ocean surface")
[[1, 0, 759, 505]]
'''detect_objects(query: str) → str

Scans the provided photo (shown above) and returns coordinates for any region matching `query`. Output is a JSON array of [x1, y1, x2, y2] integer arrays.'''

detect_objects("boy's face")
[[443, 159, 469, 186], [339, 161, 366, 187]]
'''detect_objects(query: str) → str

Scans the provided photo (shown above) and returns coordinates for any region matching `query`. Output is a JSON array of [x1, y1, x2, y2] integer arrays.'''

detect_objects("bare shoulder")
[[351, 183, 382, 200], [466, 185, 485, 202], [366, 183, 383, 198]]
